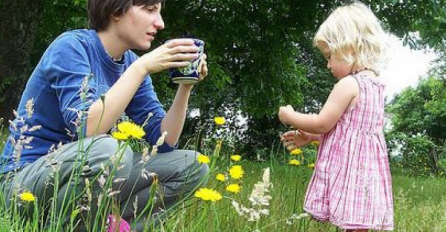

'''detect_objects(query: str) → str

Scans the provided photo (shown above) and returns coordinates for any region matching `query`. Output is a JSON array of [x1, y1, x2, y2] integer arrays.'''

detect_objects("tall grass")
[[0, 120, 445, 231]]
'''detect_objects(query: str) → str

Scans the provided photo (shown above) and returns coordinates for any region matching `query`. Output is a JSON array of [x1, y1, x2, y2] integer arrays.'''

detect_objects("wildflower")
[[141, 169, 157, 180], [214, 117, 225, 125], [25, 98, 34, 118], [231, 168, 272, 222], [150, 131, 168, 156], [290, 148, 302, 155], [197, 154, 210, 164], [20, 191, 36, 202], [216, 173, 226, 182], [229, 165, 244, 180], [230, 154, 242, 162], [112, 131, 130, 140], [226, 184, 241, 193], [289, 159, 300, 166], [310, 140, 320, 146], [249, 167, 272, 206], [141, 147, 150, 163], [307, 163, 315, 168], [194, 188, 222, 202], [286, 213, 310, 225], [117, 121, 145, 139], [84, 178, 92, 203]]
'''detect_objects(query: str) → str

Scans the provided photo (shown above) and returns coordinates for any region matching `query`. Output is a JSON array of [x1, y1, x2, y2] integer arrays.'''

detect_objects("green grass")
[[162, 162, 446, 232], [0, 126, 445, 231], [0, 154, 445, 231]]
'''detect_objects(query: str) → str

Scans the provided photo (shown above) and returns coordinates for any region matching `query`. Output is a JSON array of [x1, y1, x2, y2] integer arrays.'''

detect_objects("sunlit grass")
[[0, 121, 445, 231], [157, 162, 446, 232]]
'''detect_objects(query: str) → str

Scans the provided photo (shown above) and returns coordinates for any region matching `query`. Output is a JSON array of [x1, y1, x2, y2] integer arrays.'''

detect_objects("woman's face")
[[115, 3, 165, 50]]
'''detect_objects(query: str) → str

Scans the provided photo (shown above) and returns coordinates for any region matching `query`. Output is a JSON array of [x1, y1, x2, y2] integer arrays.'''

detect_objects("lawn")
[[0, 126, 445, 231]]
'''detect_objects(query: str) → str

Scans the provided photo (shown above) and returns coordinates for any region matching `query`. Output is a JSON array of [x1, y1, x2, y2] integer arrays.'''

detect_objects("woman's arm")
[[86, 39, 199, 137]]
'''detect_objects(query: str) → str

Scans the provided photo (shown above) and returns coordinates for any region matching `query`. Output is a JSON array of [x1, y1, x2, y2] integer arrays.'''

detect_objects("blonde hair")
[[313, 2, 386, 72]]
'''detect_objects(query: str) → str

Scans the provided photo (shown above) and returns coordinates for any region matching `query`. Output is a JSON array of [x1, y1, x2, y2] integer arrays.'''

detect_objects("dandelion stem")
[[292, 169, 300, 214]]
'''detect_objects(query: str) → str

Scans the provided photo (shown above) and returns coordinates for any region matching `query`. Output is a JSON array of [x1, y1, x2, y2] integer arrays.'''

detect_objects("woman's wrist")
[[179, 83, 194, 91]]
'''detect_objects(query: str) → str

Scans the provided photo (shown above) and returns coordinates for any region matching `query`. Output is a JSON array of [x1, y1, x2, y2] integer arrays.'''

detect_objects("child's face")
[[114, 3, 165, 51], [318, 42, 353, 79]]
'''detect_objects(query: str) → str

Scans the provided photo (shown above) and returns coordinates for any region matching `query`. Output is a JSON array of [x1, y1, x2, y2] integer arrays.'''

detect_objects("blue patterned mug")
[[169, 39, 205, 84]]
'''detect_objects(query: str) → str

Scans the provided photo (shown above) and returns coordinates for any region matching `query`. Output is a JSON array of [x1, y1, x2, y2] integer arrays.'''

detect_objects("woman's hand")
[[135, 39, 199, 75], [180, 53, 208, 88], [197, 53, 208, 81], [280, 130, 313, 151]]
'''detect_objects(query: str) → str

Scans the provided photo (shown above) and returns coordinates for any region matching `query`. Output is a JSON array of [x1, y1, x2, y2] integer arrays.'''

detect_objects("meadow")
[[0, 121, 445, 232]]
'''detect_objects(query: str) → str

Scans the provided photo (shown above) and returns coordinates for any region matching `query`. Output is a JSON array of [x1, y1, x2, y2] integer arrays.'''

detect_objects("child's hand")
[[278, 105, 296, 126], [280, 130, 312, 151]]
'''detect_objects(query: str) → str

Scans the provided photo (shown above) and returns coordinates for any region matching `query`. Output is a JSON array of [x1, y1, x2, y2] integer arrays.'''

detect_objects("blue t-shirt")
[[1, 29, 174, 173]]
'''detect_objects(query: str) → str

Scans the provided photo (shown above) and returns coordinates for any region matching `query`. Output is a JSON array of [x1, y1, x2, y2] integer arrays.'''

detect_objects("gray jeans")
[[2, 135, 209, 231]]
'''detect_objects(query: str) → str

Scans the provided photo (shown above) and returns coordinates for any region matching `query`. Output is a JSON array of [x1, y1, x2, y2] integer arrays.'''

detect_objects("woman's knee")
[[85, 136, 134, 176], [180, 150, 209, 184]]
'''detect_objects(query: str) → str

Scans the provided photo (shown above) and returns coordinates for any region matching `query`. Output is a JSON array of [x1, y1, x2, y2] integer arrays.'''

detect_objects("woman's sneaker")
[[107, 214, 131, 232]]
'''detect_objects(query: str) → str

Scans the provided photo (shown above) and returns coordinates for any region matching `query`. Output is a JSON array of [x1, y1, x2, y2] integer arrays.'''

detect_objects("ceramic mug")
[[169, 39, 205, 84]]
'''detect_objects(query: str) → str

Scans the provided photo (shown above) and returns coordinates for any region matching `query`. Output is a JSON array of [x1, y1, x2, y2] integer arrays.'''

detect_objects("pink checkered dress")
[[304, 73, 394, 230]]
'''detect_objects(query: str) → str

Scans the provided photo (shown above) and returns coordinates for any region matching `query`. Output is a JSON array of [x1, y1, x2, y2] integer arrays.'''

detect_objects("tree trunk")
[[0, 0, 45, 122]]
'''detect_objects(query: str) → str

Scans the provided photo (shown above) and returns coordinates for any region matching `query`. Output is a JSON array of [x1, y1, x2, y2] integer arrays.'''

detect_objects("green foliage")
[[388, 77, 446, 142], [31, 0, 87, 64], [365, 0, 446, 49], [155, 0, 338, 155], [387, 77, 446, 176], [388, 133, 444, 177], [1, 0, 446, 153]]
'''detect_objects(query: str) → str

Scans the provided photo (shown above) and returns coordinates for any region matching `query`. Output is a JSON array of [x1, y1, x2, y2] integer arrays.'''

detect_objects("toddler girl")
[[278, 2, 394, 231]]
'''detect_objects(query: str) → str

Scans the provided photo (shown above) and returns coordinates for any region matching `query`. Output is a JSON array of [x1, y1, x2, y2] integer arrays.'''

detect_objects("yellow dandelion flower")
[[289, 159, 301, 166], [230, 154, 242, 162], [307, 163, 315, 168], [226, 184, 241, 193], [20, 191, 36, 202], [194, 188, 222, 202], [229, 165, 244, 180], [214, 117, 225, 125], [197, 154, 210, 164], [310, 141, 320, 146], [111, 131, 130, 140], [216, 173, 226, 182], [290, 148, 303, 155], [117, 121, 146, 139]]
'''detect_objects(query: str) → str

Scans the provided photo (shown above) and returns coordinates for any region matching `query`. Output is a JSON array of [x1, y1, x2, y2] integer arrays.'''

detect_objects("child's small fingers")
[[287, 144, 296, 151]]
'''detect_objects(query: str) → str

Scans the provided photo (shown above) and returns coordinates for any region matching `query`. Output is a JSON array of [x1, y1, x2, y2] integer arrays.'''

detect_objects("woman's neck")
[[97, 30, 127, 60]]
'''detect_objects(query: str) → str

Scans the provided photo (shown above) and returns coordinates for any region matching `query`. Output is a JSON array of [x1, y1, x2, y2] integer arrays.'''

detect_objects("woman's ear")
[[110, 13, 121, 22]]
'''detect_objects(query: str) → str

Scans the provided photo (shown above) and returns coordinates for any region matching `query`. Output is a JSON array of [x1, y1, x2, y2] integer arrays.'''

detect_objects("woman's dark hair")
[[88, 0, 166, 31]]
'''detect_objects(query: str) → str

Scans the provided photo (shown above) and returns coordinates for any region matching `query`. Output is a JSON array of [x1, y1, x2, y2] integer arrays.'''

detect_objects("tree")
[[0, 0, 86, 121], [387, 77, 446, 175], [153, 0, 338, 157], [1, 0, 446, 156], [363, 0, 446, 49], [0, 0, 46, 121]]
